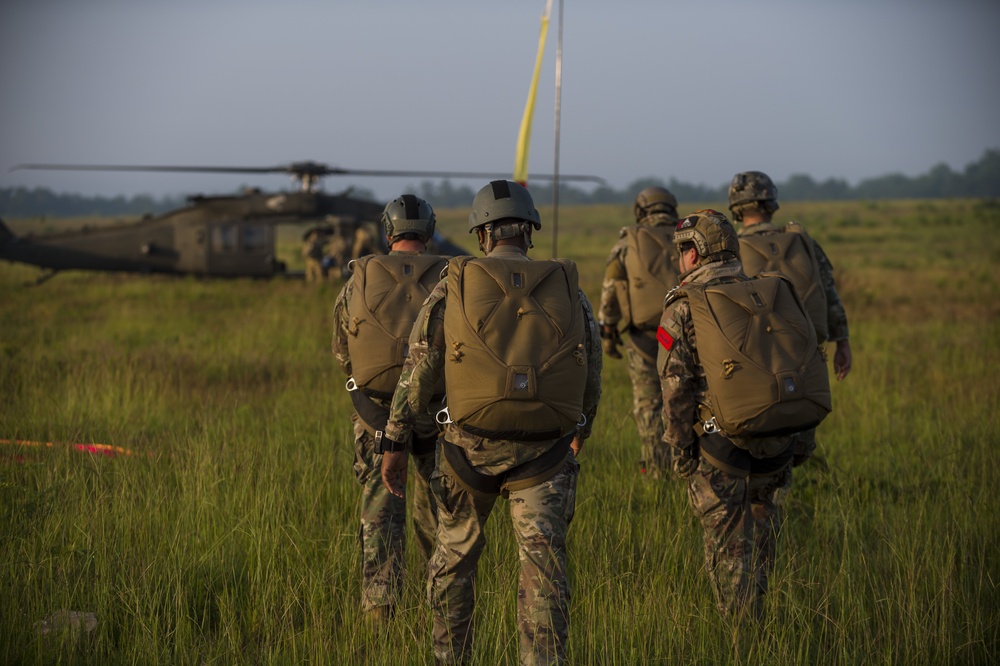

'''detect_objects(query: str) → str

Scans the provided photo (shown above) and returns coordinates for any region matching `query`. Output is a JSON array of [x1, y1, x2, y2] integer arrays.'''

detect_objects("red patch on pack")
[[657, 326, 674, 351]]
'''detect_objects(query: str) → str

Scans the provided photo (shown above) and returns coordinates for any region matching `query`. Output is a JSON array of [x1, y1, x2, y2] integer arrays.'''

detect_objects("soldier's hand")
[[570, 435, 583, 457], [381, 451, 409, 498], [834, 340, 852, 381], [602, 337, 622, 359], [672, 445, 699, 478]]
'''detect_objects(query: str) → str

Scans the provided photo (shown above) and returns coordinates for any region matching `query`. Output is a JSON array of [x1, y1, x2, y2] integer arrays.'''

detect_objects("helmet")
[[728, 171, 779, 212], [468, 180, 541, 233], [633, 186, 678, 223], [673, 209, 741, 263], [381, 194, 436, 242]]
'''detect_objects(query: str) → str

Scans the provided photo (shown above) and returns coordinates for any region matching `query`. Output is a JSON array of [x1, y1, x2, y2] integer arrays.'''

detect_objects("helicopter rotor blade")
[[11, 162, 605, 185], [12, 163, 288, 175], [338, 168, 605, 184]]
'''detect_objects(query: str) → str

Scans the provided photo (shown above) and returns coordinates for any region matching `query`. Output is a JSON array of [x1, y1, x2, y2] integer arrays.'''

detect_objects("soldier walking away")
[[599, 186, 681, 477], [302, 228, 327, 282], [657, 210, 831, 621], [332, 195, 448, 620], [728, 170, 852, 468], [379, 180, 602, 664]]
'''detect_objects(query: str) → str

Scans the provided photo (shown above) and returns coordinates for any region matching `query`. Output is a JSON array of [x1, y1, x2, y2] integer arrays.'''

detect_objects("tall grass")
[[2, 199, 998, 663]]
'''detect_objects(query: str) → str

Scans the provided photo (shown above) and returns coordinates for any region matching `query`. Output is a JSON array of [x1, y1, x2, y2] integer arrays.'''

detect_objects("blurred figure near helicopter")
[[320, 216, 383, 281], [302, 228, 327, 282]]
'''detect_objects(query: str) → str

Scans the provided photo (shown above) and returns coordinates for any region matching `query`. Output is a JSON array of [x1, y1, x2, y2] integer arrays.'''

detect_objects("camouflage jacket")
[[738, 222, 849, 342], [332, 250, 438, 436], [598, 213, 677, 330], [385, 245, 603, 476], [656, 259, 790, 475]]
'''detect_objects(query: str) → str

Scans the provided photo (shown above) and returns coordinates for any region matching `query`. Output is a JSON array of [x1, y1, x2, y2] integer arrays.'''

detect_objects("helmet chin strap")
[[479, 223, 533, 254]]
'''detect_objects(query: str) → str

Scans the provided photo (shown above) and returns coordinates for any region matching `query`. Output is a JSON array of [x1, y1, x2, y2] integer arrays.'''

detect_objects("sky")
[[1, 0, 998, 203]]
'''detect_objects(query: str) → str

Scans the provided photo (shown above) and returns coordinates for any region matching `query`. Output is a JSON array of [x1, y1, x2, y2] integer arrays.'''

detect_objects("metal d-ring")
[[435, 405, 453, 425]]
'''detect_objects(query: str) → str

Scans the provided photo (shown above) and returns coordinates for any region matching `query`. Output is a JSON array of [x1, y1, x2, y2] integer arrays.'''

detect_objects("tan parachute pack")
[[443, 255, 588, 440], [616, 225, 680, 329], [670, 274, 831, 442], [346, 254, 448, 396], [738, 222, 829, 341]]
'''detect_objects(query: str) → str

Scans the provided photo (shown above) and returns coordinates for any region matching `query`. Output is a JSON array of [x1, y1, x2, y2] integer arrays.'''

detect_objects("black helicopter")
[[1, 161, 603, 283]]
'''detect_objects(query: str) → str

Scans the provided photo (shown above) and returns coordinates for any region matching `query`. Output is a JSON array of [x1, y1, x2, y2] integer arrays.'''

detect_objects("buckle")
[[702, 417, 720, 434]]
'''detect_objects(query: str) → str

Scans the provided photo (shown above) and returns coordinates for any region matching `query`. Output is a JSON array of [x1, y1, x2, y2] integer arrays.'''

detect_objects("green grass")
[[2, 199, 999, 664]]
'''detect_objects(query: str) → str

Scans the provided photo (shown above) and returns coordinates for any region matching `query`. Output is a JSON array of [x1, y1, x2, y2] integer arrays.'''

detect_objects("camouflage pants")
[[624, 345, 671, 477], [352, 418, 437, 612], [427, 454, 579, 665], [304, 257, 325, 282], [685, 458, 790, 620]]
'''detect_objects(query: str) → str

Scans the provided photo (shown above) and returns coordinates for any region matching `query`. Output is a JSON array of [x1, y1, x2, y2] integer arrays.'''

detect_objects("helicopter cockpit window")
[[211, 225, 239, 253], [242, 225, 269, 253]]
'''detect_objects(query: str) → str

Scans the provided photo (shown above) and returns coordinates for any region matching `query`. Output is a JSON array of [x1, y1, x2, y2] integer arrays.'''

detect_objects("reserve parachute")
[[738, 222, 829, 340], [442, 255, 587, 440], [669, 274, 831, 447]]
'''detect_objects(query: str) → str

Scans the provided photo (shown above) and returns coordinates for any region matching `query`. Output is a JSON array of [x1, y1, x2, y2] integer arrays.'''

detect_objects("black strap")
[[349, 387, 390, 434], [460, 424, 563, 442], [441, 432, 574, 497]]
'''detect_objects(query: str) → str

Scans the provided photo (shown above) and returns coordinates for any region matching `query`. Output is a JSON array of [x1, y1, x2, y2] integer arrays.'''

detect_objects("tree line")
[[2, 149, 997, 218]]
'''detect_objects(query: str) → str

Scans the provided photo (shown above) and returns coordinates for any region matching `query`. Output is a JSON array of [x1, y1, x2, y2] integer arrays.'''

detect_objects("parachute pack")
[[442, 255, 588, 441], [345, 254, 448, 397], [616, 225, 680, 329], [668, 274, 831, 443], [738, 222, 829, 341]]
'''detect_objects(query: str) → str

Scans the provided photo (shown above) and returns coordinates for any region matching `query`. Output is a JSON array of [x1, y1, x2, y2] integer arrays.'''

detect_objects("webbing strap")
[[442, 432, 574, 498]]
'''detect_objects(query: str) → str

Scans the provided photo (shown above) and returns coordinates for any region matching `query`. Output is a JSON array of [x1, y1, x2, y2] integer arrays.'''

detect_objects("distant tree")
[[4, 149, 999, 217]]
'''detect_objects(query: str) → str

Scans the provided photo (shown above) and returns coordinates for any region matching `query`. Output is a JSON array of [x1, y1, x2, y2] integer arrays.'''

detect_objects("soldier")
[[657, 210, 830, 620], [322, 217, 352, 280], [599, 186, 681, 477], [331, 195, 448, 620], [379, 180, 602, 664], [302, 228, 326, 282], [728, 170, 852, 467]]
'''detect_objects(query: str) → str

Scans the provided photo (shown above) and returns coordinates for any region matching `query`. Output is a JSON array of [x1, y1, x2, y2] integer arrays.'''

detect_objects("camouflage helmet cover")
[[673, 209, 741, 262], [381, 194, 436, 242], [728, 171, 780, 212], [468, 180, 541, 233], [633, 186, 679, 222]]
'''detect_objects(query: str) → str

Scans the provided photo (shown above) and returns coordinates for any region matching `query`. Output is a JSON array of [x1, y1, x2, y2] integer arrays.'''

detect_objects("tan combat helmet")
[[633, 186, 678, 224], [728, 171, 780, 221], [673, 209, 741, 264], [381, 194, 437, 245], [468, 180, 541, 233]]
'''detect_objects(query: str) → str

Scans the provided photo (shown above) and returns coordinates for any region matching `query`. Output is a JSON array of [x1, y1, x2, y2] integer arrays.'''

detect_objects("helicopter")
[[1, 161, 603, 283]]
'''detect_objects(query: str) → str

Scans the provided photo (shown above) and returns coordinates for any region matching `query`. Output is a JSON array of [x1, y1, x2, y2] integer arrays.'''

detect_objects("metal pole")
[[552, 0, 563, 258]]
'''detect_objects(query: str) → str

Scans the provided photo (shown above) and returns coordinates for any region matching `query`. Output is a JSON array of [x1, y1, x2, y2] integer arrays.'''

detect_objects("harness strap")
[[441, 432, 574, 498]]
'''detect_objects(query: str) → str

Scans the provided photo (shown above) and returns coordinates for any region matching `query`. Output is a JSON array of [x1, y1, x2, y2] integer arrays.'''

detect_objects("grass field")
[[1, 199, 998, 664]]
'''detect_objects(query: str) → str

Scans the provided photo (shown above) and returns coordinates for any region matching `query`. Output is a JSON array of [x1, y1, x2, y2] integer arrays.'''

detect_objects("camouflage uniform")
[[599, 211, 679, 477], [657, 258, 793, 620], [332, 251, 440, 613], [325, 232, 353, 281], [737, 222, 849, 464], [385, 244, 602, 665], [302, 231, 326, 282]]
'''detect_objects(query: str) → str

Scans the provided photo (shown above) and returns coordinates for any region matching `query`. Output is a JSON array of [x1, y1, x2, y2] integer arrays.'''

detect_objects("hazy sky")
[[1, 0, 998, 202]]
